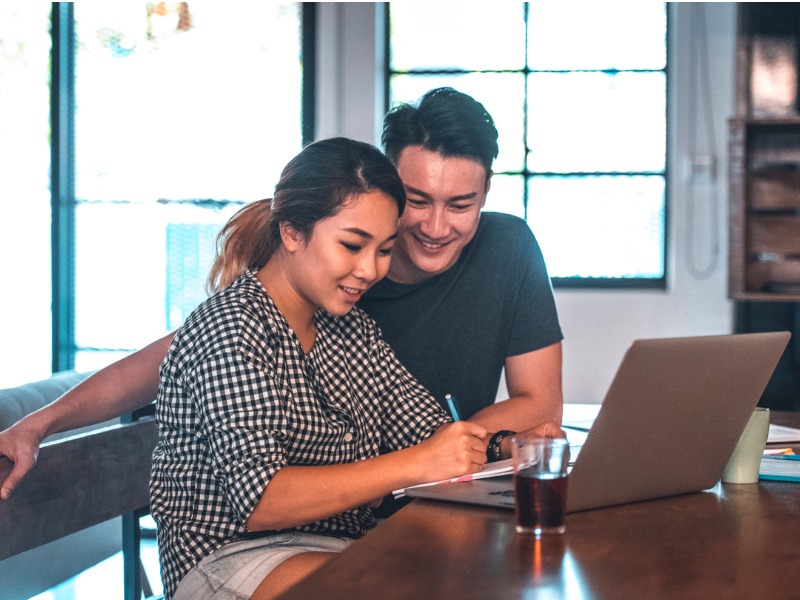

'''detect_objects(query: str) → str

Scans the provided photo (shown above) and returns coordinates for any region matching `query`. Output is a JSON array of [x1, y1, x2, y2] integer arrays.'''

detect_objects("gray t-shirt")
[[359, 212, 563, 419]]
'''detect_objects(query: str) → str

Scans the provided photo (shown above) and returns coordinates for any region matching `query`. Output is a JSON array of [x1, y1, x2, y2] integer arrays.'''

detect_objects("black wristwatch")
[[487, 430, 516, 462]]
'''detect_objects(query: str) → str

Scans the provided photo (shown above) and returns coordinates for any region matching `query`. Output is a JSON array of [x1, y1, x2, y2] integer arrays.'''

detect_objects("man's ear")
[[482, 170, 493, 208], [279, 221, 304, 252]]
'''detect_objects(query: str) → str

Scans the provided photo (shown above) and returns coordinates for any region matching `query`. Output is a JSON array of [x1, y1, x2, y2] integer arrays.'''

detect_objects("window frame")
[[384, 3, 669, 291]]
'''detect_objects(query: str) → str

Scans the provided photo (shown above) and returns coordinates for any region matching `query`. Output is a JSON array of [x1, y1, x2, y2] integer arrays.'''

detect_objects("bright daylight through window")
[[0, 4, 53, 386], [0, 3, 304, 387], [388, 2, 667, 286]]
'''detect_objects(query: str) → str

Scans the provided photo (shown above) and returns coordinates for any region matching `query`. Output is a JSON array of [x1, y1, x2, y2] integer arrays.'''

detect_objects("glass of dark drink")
[[511, 436, 570, 536]]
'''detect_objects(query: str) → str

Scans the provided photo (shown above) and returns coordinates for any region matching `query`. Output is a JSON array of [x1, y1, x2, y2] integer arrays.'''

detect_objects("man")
[[366, 88, 563, 438], [0, 88, 563, 501]]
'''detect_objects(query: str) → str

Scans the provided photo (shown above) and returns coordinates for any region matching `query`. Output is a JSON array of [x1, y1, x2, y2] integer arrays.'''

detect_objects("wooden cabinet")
[[729, 5, 800, 300]]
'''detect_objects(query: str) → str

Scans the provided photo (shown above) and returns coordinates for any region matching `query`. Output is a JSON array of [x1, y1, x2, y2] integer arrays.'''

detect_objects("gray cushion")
[[0, 371, 118, 441], [0, 371, 95, 437]]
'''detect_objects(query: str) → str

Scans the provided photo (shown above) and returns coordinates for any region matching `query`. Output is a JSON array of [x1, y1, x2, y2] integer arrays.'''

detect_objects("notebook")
[[406, 332, 791, 513]]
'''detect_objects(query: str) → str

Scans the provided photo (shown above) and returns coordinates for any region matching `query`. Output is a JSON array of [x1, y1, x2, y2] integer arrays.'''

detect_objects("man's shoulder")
[[481, 210, 528, 228], [478, 211, 533, 241], [473, 211, 537, 256]]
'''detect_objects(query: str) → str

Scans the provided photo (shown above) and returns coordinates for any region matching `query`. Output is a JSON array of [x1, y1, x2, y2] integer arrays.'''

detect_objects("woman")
[[151, 137, 488, 599]]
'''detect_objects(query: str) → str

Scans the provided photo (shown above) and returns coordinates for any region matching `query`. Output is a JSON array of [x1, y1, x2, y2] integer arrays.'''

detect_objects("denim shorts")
[[172, 531, 353, 600]]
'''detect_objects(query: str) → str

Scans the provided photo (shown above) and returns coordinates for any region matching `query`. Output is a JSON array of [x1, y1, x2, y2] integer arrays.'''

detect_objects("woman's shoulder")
[[171, 272, 278, 357], [181, 273, 262, 329]]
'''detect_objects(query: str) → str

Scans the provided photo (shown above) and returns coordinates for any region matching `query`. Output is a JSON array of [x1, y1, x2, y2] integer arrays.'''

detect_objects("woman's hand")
[[409, 421, 488, 484]]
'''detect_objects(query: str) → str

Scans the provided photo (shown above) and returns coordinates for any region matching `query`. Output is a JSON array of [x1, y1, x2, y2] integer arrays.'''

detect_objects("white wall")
[[315, 3, 738, 404]]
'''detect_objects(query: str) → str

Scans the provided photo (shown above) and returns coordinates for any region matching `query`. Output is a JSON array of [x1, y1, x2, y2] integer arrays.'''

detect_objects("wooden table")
[[278, 412, 800, 600]]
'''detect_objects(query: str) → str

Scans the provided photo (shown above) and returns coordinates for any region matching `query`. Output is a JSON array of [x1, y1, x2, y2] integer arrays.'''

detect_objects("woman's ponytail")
[[206, 199, 279, 294]]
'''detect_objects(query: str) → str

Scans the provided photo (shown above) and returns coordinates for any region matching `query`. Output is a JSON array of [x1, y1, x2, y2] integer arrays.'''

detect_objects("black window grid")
[[384, 3, 669, 290]]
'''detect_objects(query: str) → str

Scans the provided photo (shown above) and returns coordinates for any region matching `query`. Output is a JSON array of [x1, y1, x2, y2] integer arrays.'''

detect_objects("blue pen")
[[444, 393, 461, 422]]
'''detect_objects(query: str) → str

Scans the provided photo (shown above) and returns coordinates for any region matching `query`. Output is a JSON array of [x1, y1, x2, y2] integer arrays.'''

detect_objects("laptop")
[[406, 332, 791, 513]]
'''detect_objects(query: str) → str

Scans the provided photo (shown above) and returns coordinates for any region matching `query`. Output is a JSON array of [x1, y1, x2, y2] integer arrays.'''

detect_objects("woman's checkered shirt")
[[150, 270, 448, 597]]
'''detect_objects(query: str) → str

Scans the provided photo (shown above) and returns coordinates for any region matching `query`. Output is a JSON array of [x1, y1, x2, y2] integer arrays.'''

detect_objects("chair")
[[0, 372, 160, 600]]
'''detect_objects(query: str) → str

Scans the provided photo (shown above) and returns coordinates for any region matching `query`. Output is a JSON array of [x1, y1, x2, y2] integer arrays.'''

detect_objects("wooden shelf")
[[731, 117, 800, 126], [731, 292, 800, 302]]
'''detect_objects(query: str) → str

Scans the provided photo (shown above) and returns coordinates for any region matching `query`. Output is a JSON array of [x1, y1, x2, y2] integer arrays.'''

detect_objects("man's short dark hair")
[[382, 87, 499, 177]]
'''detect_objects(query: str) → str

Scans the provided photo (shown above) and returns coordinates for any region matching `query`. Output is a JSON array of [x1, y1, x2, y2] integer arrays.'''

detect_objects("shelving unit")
[[730, 4, 800, 411], [729, 4, 800, 301], [729, 118, 800, 299]]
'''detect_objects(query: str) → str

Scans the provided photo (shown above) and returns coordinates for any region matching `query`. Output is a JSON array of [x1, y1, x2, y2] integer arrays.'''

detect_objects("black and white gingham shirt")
[[150, 270, 448, 597]]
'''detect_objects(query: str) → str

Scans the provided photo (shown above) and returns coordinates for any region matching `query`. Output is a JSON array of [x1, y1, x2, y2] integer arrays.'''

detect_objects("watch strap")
[[487, 429, 516, 462]]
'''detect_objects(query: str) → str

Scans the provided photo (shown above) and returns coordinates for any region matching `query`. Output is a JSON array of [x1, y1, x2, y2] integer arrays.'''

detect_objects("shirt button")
[[343, 432, 354, 442]]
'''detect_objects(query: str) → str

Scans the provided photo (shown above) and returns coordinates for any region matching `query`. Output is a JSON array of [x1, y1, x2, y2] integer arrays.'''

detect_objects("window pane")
[[528, 175, 665, 278], [74, 202, 242, 356], [74, 3, 302, 202], [528, 3, 666, 71], [483, 174, 525, 219], [528, 72, 666, 173], [0, 5, 52, 386], [391, 72, 525, 173], [390, 2, 525, 71]]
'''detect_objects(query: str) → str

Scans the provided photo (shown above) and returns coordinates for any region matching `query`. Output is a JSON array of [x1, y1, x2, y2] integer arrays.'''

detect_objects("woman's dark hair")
[[207, 137, 405, 293], [382, 87, 499, 177]]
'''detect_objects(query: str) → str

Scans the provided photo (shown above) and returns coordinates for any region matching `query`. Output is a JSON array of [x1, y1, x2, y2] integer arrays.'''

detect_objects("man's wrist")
[[499, 435, 514, 460], [487, 430, 515, 462], [15, 412, 51, 442]]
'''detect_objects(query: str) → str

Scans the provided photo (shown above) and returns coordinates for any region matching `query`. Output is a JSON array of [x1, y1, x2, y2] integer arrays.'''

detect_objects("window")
[[0, 3, 309, 386], [388, 2, 667, 287], [0, 4, 53, 385]]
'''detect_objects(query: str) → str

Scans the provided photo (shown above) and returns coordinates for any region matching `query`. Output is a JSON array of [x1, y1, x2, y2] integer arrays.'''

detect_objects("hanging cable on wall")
[[685, 3, 721, 280]]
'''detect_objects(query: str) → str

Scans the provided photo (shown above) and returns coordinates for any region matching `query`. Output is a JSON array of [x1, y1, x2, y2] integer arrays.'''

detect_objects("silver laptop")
[[407, 332, 791, 513]]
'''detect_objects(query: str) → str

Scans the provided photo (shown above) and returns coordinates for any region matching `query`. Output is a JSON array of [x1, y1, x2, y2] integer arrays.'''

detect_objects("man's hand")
[[0, 424, 43, 500], [526, 419, 567, 439], [498, 419, 567, 460]]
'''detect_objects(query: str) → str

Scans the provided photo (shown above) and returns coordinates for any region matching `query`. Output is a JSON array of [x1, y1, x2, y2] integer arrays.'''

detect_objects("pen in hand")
[[444, 393, 461, 422]]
